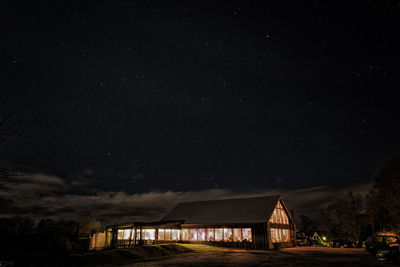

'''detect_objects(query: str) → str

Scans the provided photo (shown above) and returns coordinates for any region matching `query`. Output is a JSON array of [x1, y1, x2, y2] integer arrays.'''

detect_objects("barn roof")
[[161, 195, 283, 224]]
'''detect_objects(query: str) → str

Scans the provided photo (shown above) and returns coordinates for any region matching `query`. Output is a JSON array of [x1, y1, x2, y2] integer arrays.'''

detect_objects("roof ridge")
[[177, 194, 281, 205]]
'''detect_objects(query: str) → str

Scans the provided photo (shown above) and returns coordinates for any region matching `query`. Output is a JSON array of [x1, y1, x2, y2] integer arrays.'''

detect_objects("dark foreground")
[[4, 244, 395, 266], [130, 245, 393, 267]]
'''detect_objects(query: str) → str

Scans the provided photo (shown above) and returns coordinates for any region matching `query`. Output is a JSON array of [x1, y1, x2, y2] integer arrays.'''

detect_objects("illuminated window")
[[270, 228, 290, 243], [106, 230, 112, 245], [198, 228, 206, 241], [158, 229, 165, 240], [207, 228, 214, 241], [233, 228, 242, 242], [189, 228, 198, 241], [171, 229, 180, 240], [117, 229, 124, 240], [242, 228, 252, 242], [117, 229, 132, 240], [181, 229, 189, 241], [131, 229, 135, 240], [144, 229, 155, 240], [123, 229, 131, 240], [165, 229, 172, 240], [215, 228, 223, 241], [135, 229, 142, 240], [223, 228, 233, 242], [269, 201, 289, 225]]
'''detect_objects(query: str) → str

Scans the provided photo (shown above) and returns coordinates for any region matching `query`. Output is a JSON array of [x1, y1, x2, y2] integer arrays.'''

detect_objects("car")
[[331, 239, 355, 248], [365, 233, 400, 262]]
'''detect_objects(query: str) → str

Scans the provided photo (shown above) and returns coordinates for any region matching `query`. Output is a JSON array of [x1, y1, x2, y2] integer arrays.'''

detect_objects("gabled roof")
[[161, 195, 283, 224]]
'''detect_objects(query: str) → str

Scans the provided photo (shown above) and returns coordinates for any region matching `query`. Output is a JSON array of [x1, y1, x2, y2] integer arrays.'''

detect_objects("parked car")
[[365, 233, 400, 263], [332, 239, 355, 248]]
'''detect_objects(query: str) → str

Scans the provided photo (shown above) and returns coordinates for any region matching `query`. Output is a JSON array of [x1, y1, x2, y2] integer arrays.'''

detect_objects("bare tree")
[[322, 191, 366, 242], [367, 156, 400, 232]]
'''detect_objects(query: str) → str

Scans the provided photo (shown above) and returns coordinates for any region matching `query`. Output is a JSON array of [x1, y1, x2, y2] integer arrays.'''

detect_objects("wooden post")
[[128, 228, 133, 247], [111, 225, 117, 249], [134, 226, 137, 246], [140, 227, 143, 246], [291, 209, 296, 246], [266, 223, 274, 249]]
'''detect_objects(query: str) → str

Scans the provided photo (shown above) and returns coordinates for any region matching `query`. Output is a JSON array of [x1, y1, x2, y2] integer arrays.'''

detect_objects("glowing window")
[[131, 229, 135, 240], [269, 201, 289, 225], [171, 229, 180, 240], [198, 228, 206, 241], [223, 228, 233, 242], [144, 229, 155, 240], [117, 229, 124, 240], [233, 228, 242, 242], [158, 229, 164, 240], [123, 229, 131, 240], [207, 228, 214, 241], [164, 229, 172, 240], [270, 228, 290, 243], [189, 229, 197, 241], [242, 228, 252, 242], [181, 229, 189, 240], [215, 228, 223, 241]]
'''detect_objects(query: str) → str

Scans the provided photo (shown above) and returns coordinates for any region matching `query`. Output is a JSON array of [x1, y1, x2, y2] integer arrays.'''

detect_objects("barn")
[[102, 195, 296, 250]]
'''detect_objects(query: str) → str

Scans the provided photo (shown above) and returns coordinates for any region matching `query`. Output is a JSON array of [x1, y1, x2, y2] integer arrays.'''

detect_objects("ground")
[[127, 245, 392, 267]]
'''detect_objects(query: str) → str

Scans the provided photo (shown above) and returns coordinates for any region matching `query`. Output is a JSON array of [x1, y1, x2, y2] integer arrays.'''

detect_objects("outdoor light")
[[322, 236, 326, 241]]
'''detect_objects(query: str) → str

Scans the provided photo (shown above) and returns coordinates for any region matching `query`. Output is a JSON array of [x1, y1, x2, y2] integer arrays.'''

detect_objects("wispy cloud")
[[0, 173, 372, 225]]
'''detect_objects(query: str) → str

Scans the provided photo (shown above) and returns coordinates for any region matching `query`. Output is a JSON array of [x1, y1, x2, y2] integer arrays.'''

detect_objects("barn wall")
[[252, 223, 269, 249]]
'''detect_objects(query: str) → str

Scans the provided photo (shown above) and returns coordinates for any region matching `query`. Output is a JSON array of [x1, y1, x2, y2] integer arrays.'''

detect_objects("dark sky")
[[1, 1, 399, 221]]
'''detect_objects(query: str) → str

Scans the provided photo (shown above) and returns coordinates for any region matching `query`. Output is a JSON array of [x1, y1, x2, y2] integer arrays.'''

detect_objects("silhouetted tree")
[[367, 156, 400, 233], [36, 218, 80, 254], [79, 217, 101, 236], [0, 216, 35, 235], [322, 191, 367, 242], [298, 215, 317, 237]]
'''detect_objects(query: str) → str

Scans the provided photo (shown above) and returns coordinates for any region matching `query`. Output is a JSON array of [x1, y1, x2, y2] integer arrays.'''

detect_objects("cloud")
[[0, 173, 373, 225]]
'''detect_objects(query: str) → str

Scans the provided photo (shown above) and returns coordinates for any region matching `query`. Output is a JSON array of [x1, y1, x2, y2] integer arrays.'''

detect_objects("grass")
[[11, 244, 194, 266], [178, 243, 230, 253]]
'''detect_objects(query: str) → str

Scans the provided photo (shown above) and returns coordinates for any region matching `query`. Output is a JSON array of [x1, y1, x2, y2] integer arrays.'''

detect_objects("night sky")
[[1, 1, 399, 222]]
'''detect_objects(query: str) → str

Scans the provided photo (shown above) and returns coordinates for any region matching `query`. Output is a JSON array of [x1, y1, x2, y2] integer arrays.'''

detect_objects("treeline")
[[308, 156, 400, 243], [0, 217, 101, 257]]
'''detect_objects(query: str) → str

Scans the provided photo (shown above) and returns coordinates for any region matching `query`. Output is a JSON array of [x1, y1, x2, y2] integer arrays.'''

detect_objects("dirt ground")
[[127, 245, 393, 267]]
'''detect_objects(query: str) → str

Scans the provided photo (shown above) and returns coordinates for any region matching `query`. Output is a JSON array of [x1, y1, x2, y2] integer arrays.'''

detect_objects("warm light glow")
[[144, 229, 155, 240], [270, 228, 290, 243], [215, 228, 223, 241], [207, 228, 214, 241], [181, 229, 189, 240], [269, 201, 289, 225], [158, 229, 165, 240], [322, 236, 326, 241], [165, 229, 172, 240], [117, 229, 133, 240], [198, 228, 206, 241], [123, 229, 131, 240], [189, 228, 198, 240], [233, 228, 242, 242], [223, 228, 233, 242], [171, 229, 180, 240], [242, 228, 252, 242], [136, 229, 141, 240], [117, 229, 124, 240], [157, 227, 252, 242]]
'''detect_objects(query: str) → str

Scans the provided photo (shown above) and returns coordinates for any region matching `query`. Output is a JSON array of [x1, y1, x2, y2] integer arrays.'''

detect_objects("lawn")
[[128, 245, 392, 267], [8, 244, 393, 266], [6, 244, 193, 267]]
